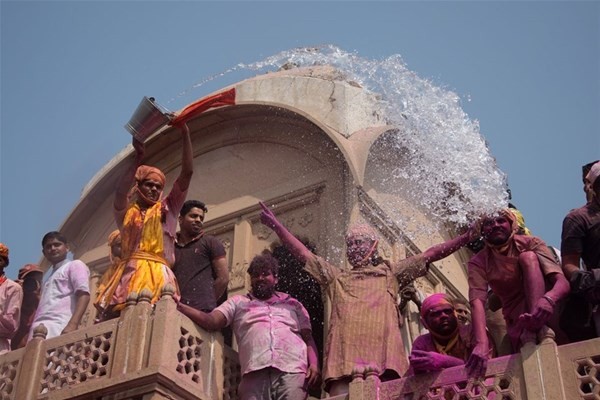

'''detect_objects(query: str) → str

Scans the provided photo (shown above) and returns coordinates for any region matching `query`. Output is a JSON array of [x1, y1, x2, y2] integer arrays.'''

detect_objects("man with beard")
[[173, 200, 229, 313], [177, 253, 319, 400], [259, 201, 476, 395], [407, 294, 494, 375], [467, 210, 570, 375]]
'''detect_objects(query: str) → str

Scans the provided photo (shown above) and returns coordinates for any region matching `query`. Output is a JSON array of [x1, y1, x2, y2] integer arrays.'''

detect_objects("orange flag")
[[170, 88, 236, 126]]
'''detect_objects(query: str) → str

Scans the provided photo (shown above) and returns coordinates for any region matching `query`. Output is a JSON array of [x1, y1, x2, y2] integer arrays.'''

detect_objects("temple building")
[[0, 66, 597, 400]]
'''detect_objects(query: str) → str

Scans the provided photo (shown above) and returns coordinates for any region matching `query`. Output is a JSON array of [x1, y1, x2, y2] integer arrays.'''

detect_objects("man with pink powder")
[[178, 253, 319, 400]]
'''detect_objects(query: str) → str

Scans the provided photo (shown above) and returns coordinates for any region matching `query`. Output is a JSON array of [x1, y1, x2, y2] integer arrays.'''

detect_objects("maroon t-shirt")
[[173, 234, 226, 311], [561, 202, 600, 269]]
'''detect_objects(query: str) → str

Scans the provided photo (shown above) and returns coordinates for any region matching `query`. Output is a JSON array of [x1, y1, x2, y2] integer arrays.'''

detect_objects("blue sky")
[[1, 1, 599, 279]]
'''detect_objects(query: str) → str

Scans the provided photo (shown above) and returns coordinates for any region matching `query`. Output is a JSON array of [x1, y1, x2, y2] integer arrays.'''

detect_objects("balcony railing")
[[0, 287, 598, 400]]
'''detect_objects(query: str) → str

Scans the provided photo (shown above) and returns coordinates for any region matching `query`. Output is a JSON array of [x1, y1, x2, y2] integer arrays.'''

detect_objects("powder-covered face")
[[249, 268, 278, 300], [138, 178, 164, 204], [346, 234, 376, 267], [481, 215, 512, 245], [424, 302, 458, 336]]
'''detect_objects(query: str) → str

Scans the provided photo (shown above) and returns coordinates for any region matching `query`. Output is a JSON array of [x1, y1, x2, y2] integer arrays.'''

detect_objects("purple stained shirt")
[[215, 291, 311, 376]]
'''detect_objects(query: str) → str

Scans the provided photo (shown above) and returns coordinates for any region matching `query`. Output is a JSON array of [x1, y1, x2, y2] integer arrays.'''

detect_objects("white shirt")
[[30, 259, 89, 340]]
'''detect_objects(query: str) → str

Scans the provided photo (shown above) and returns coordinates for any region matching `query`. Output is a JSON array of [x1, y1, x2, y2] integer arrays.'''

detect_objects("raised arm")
[[172, 123, 193, 192], [259, 201, 313, 263], [422, 228, 475, 264], [114, 138, 145, 212]]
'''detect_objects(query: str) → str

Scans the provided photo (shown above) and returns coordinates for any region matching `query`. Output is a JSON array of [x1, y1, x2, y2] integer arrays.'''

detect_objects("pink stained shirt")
[[0, 278, 23, 353], [30, 259, 90, 340], [215, 291, 311, 376]]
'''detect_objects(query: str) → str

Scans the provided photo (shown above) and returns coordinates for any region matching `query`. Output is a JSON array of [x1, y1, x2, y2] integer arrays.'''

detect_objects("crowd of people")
[[0, 127, 598, 400]]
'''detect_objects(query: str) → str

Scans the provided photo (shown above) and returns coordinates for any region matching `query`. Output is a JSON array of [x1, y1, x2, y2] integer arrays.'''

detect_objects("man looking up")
[[173, 200, 229, 313], [408, 293, 494, 375], [30, 232, 90, 340], [177, 253, 319, 400], [0, 243, 23, 353], [467, 210, 570, 375]]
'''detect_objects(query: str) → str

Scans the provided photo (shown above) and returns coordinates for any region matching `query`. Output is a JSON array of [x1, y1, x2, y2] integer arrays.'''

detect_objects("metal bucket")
[[124, 97, 172, 142]]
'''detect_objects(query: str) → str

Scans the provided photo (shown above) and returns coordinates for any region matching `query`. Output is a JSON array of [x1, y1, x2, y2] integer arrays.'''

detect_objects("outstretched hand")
[[259, 201, 278, 229], [466, 343, 489, 377], [409, 350, 444, 373]]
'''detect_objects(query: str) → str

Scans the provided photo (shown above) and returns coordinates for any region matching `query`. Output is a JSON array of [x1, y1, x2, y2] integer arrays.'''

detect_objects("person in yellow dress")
[[95, 123, 193, 317]]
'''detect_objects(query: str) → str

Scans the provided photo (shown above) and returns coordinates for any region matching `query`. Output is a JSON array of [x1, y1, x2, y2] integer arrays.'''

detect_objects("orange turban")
[[0, 243, 8, 261], [135, 165, 165, 186]]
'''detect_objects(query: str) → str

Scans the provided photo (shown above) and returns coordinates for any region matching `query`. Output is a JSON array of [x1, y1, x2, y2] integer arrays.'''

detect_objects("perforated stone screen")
[[40, 331, 112, 393]]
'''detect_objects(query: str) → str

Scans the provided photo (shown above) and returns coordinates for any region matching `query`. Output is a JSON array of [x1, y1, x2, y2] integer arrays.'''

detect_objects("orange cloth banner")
[[170, 88, 236, 126]]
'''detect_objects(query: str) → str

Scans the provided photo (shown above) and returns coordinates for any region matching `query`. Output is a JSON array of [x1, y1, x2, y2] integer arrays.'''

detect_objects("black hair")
[[247, 253, 280, 277], [41, 231, 68, 247], [180, 200, 208, 217]]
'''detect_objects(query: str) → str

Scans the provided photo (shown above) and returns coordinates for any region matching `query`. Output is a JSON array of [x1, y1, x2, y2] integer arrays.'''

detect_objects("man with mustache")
[[407, 293, 493, 375], [467, 210, 570, 375], [178, 253, 319, 400], [173, 200, 229, 313]]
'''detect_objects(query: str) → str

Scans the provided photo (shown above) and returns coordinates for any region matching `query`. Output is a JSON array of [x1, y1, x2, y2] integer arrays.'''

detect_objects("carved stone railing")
[[1, 292, 598, 400], [0, 286, 226, 400], [347, 336, 600, 400]]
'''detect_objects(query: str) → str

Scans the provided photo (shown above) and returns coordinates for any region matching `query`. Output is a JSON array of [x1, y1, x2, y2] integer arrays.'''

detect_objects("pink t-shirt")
[[215, 292, 311, 376]]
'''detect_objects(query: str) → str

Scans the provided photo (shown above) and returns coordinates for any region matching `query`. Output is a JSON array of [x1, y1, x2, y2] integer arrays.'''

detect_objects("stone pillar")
[[15, 324, 47, 399], [520, 337, 567, 400], [111, 290, 153, 374]]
